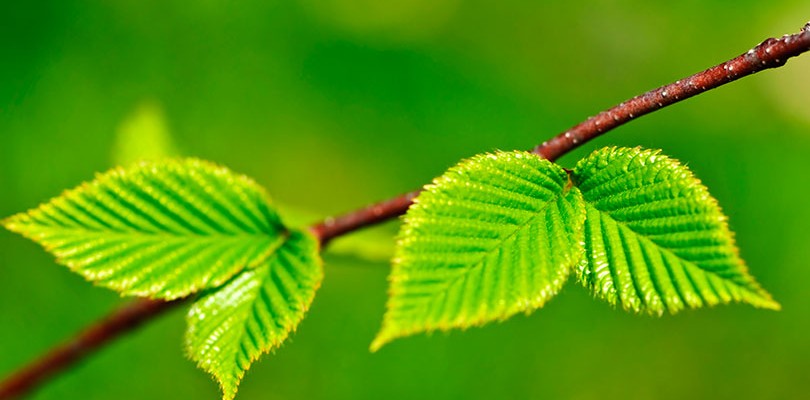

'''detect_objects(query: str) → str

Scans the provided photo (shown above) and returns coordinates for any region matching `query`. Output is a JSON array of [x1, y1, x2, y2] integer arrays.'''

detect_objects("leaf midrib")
[[409, 193, 565, 310]]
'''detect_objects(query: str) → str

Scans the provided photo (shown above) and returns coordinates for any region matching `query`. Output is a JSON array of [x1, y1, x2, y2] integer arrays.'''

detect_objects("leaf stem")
[[2, 24, 809, 399]]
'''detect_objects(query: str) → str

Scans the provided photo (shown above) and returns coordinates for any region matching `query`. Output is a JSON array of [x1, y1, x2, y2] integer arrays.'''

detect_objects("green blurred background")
[[2, 1, 809, 399]]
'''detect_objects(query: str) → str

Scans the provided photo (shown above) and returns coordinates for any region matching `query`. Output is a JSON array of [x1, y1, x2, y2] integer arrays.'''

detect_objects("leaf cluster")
[[374, 147, 778, 348], [2, 147, 777, 399]]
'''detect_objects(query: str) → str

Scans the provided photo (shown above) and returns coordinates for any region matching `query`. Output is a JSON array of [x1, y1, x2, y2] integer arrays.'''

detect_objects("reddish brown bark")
[[0, 299, 185, 398]]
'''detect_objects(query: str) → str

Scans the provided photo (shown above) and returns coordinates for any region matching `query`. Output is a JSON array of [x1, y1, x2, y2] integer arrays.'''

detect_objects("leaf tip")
[[370, 320, 409, 352], [756, 295, 781, 311], [183, 343, 241, 400], [1, 215, 15, 231], [369, 328, 394, 352], [205, 365, 243, 400], [1, 211, 32, 235], [218, 380, 239, 400], [744, 283, 780, 311]]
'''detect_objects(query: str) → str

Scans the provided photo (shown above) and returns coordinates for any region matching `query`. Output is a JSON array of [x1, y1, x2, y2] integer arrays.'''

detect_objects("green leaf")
[[185, 230, 322, 400], [572, 147, 779, 315], [111, 101, 179, 166], [2, 159, 285, 300], [326, 224, 395, 262], [373, 151, 585, 350]]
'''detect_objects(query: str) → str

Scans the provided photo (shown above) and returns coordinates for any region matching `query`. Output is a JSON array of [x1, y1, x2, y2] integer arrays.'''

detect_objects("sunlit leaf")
[[3, 159, 285, 300], [185, 230, 322, 400], [572, 147, 779, 314], [373, 151, 585, 350]]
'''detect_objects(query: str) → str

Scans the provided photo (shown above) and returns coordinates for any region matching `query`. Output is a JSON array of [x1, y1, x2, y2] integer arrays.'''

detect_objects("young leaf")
[[112, 101, 179, 166], [326, 225, 395, 263], [572, 147, 779, 315], [185, 230, 322, 400], [2, 159, 285, 300], [373, 151, 585, 350]]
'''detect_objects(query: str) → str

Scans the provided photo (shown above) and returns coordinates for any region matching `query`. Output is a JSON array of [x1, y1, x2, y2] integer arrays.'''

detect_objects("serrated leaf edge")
[[1, 158, 285, 300], [185, 230, 323, 400], [572, 146, 779, 313], [372, 152, 587, 350]]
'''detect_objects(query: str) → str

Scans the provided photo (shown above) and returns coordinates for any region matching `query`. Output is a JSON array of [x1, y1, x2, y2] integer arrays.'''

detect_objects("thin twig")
[[532, 22, 810, 160], [2, 23, 808, 399], [0, 299, 185, 398], [310, 190, 420, 245]]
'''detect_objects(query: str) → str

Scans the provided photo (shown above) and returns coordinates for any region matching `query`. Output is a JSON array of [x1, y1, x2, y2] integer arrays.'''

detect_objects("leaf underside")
[[373, 151, 585, 350], [2, 158, 285, 300], [572, 147, 778, 314], [185, 230, 323, 400]]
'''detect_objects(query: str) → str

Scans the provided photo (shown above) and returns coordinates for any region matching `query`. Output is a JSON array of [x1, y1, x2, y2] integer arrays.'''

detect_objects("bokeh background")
[[2, 1, 809, 399]]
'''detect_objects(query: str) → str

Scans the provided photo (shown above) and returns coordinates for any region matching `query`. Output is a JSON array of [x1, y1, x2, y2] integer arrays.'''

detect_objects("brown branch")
[[533, 23, 810, 160], [2, 23, 809, 400], [310, 190, 420, 245], [0, 299, 185, 398]]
